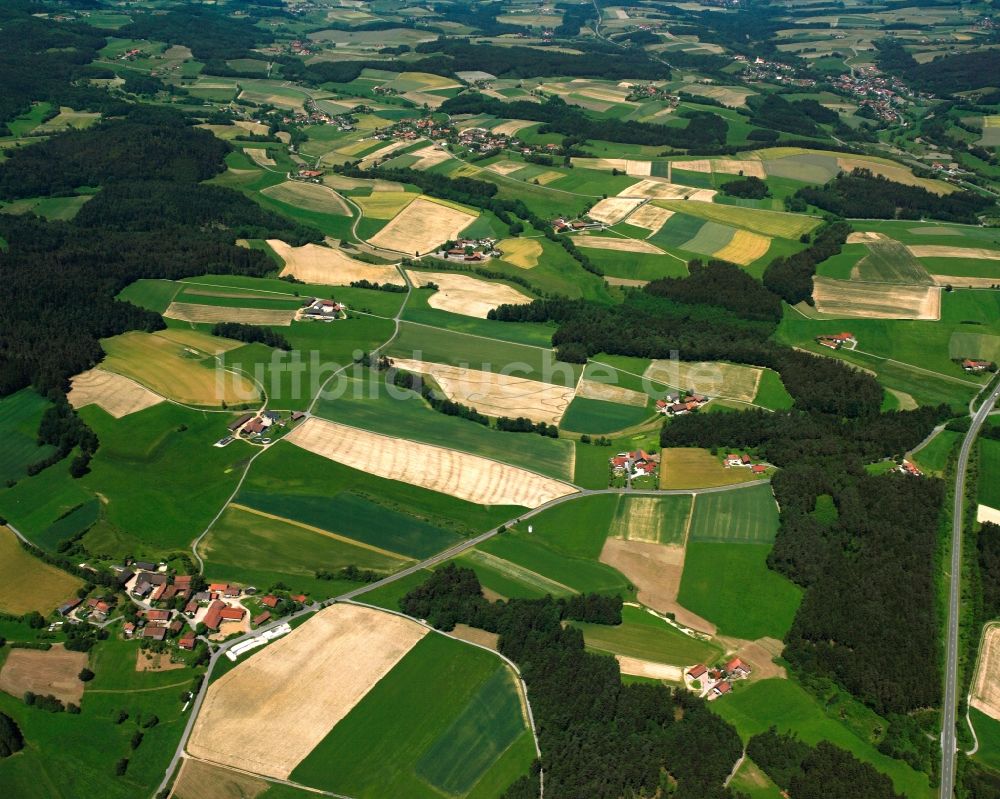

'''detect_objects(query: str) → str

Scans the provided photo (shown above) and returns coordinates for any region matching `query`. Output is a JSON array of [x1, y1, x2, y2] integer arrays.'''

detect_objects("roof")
[[174, 574, 193, 587], [203, 600, 225, 630], [209, 583, 229, 592], [714, 681, 732, 694], [220, 607, 245, 621], [752, 464, 766, 474], [143, 626, 167, 640], [687, 664, 707, 678], [145, 609, 170, 621], [726, 453, 740, 460], [253, 611, 271, 625], [261, 595, 279, 608], [228, 413, 254, 430], [726, 657, 748, 672], [291, 594, 307, 603]]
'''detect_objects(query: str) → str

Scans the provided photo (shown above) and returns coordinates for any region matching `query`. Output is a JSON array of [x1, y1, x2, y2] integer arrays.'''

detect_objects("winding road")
[[939, 380, 1000, 799]]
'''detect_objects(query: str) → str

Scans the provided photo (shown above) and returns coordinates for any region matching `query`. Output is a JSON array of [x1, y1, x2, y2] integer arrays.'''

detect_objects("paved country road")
[[154, 477, 768, 797], [940, 380, 1000, 799]]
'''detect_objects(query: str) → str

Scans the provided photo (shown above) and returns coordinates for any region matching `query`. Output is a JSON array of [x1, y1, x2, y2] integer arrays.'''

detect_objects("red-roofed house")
[[710, 680, 732, 697], [752, 464, 767, 475], [145, 609, 170, 622], [178, 633, 196, 651], [184, 600, 199, 617], [725, 454, 742, 466], [741, 454, 751, 465], [143, 625, 167, 641], [224, 585, 241, 598], [209, 583, 228, 592], [220, 607, 245, 622], [253, 611, 272, 626], [261, 595, 279, 609], [963, 359, 993, 373], [123, 622, 136, 638], [203, 600, 225, 631], [725, 657, 751, 677], [290, 594, 307, 603], [687, 664, 707, 679]]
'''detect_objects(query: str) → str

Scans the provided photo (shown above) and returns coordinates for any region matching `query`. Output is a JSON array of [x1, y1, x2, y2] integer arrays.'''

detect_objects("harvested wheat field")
[[243, 148, 275, 167], [68, 368, 164, 418], [492, 119, 536, 136], [448, 624, 500, 651], [391, 358, 575, 425], [619, 179, 716, 202], [101, 331, 258, 406], [235, 120, 270, 136], [645, 359, 761, 403], [675, 158, 766, 178], [576, 378, 648, 407], [587, 197, 645, 225], [170, 758, 269, 799], [354, 191, 417, 220], [268, 239, 403, 286], [324, 174, 404, 194], [486, 160, 525, 176], [286, 417, 576, 507], [571, 157, 652, 176], [972, 624, 1000, 721], [600, 538, 715, 634], [358, 139, 417, 169], [627, 204, 674, 234], [812, 278, 941, 320], [714, 230, 771, 266], [369, 198, 477, 255], [0, 644, 87, 704], [847, 231, 889, 244], [907, 245, 1000, 261], [261, 181, 349, 215], [573, 236, 664, 254], [164, 302, 297, 326], [409, 144, 453, 170], [188, 604, 427, 779], [617, 656, 683, 682], [979, 505, 1000, 526], [498, 238, 543, 268], [406, 270, 531, 318], [836, 157, 954, 194]]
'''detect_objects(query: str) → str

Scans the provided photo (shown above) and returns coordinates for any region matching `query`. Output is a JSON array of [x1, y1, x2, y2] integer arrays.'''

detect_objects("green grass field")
[[912, 429, 961, 476], [971, 708, 1000, 773], [688, 483, 779, 543], [727, 758, 783, 799], [291, 633, 533, 798], [714, 679, 933, 799], [652, 199, 820, 239], [0, 526, 84, 614], [313, 371, 575, 482], [243, 444, 515, 542], [574, 605, 721, 665], [980, 439, 1000, 509], [610, 494, 692, 546], [753, 370, 794, 410], [0, 634, 203, 799], [389, 322, 582, 385], [678, 542, 801, 640], [235, 487, 459, 560], [0, 388, 57, 485], [559, 395, 653, 434], [117, 279, 180, 314], [853, 239, 931, 284], [199, 505, 409, 596]]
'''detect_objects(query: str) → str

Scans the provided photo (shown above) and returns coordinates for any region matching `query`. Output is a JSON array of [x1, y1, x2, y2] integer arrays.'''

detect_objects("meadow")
[[652, 199, 820, 239], [0, 389, 57, 485], [199, 505, 410, 597], [291, 632, 533, 798], [559, 395, 654, 435], [573, 605, 721, 665], [678, 542, 802, 640], [713, 679, 934, 799], [753, 370, 794, 410], [0, 527, 84, 614], [116, 279, 180, 314], [660, 449, 763, 490], [971, 708, 1000, 773], [242, 445, 515, 541], [727, 759, 783, 799], [688, 484, 780, 543]]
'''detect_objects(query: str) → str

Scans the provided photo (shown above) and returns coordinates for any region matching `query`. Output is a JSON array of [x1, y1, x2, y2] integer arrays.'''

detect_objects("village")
[[830, 64, 914, 124], [55, 559, 313, 668], [433, 237, 501, 263]]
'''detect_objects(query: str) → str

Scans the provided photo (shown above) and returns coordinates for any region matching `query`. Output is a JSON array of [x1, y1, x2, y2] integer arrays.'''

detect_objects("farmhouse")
[[687, 664, 708, 680], [143, 625, 167, 641], [261, 595, 279, 609], [221, 607, 246, 622], [899, 460, 923, 477], [962, 359, 995, 373], [228, 413, 254, 432], [725, 657, 752, 678], [145, 609, 171, 622], [203, 600, 226, 631], [123, 622, 136, 638], [610, 450, 659, 479], [253, 611, 271, 626], [301, 298, 346, 322], [657, 391, 709, 415], [816, 332, 856, 350], [709, 680, 733, 699], [57, 598, 81, 617], [178, 633, 196, 651]]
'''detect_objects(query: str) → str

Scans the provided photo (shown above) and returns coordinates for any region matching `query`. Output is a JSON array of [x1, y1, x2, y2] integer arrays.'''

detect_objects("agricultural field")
[[291, 630, 533, 798], [0, 527, 84, 615], [660, 449, 765, 490], [0, 389, 57, 485], [687, 484, 780, 544], [406, 270, 532, 318]]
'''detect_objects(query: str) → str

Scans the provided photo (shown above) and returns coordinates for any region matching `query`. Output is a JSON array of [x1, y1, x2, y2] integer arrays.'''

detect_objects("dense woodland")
[[0, 109, 319, 466], [440, 93, 728, 150], [210, 323, 291, 352], [763, 221, 851, 305], [0, 713, 24, 759], [876, 39, 1000, 95], [748, 728, 904, 799], [795, 169, 994, 223], [401, 565, 744, 799]]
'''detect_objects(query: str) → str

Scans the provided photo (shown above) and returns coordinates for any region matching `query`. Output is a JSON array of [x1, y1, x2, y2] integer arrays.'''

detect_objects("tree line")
[[400, 564, 744, 799], [211, 323, 291, 351], [762, 221, 851, 305]]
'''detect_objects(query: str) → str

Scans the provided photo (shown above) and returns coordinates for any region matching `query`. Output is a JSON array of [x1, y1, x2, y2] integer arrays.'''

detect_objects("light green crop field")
[[0, 195, 91, 221], [949, 331, 1000, 363], [853, 239, 931, 284], [610, 494, 692, 546], [971, 708, 1000, 773], [980, 439, 1000, 509], [678, 220, 736, 257], [242, 444, 516, 542], [559, 395, 653, 434], [199, 505, 410, 596], [652, 199, 820, 239], [713, 679, 934, 799], [688, 483, 779, 543], [678, 542, 801, 640], [389, 322, 583, 385], [0, 388, 57, 485], [291, 633, 533, 798], [753, 369, 794, 410], [574, 605, 722, 665], [0, 526, 84, 615], [117, 279, 181, 314], [313, 372, 575, 482]]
